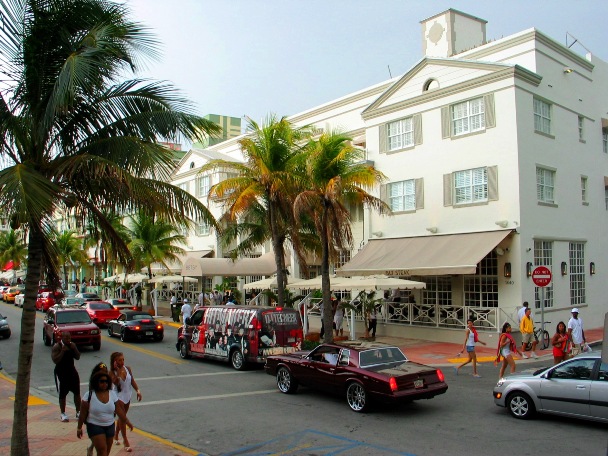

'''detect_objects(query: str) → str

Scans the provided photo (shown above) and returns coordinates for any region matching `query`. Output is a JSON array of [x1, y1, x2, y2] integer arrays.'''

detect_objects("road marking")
[[40, 370, 254, 390], [133, 427, 201, 455], [102, 335, 185, 364], [130, 389, 276, 407]]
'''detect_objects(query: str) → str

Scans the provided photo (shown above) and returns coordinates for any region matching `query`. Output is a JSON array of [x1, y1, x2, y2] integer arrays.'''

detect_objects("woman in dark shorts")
[[77, 371, 133, 456]]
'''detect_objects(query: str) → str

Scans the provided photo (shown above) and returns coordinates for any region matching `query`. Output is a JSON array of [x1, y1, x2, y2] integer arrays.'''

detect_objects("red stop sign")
[[532, 266, 552, 287]]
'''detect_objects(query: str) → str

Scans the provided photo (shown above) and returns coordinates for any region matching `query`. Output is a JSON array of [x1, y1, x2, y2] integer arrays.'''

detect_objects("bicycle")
[[524, 321, 550, 351]]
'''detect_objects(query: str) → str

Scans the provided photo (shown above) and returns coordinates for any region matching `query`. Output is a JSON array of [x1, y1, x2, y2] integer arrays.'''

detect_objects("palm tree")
[[0, 2, 219, 453], [200, 115, 312, 307], [84, 210, 131, 278], [294, 129, 391, 343], [127, 210, 187, 279], [53, 230, 88, 286], [0, 229, 28, 283]]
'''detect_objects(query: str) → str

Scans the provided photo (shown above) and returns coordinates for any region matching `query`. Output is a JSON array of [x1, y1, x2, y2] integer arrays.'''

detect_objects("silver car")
[[493, 351, 607, 422]]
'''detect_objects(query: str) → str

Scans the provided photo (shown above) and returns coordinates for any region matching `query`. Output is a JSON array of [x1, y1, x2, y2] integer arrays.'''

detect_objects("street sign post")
[[532, 266, 552, 332]]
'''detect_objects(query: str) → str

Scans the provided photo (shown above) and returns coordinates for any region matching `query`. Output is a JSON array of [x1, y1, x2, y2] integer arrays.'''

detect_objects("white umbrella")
[[285, 275, 353, 291], [339, 275, 426, 291], [243, 276, 303, 290], [148, 275, 198, 284], [103, 274, 122, 283], [122, 273, 149, 283]]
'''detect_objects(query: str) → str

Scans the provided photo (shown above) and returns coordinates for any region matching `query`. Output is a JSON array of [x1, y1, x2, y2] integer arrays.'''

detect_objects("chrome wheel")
[[346, 382, 368, 412], [231, 350, 245, 370], [507, 392, 535, 419], [179, 340, 191, 359], [277, 367, 297, 394]]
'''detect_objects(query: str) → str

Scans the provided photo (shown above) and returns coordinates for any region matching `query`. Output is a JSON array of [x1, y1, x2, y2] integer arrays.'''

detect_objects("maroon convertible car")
[[264, 342, 448, 412]]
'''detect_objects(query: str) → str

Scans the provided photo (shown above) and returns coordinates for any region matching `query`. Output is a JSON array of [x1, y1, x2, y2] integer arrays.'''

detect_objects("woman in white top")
[[110, 352, 142, 451], [77, 371, 132, 456], [455, 318, 486, 377]]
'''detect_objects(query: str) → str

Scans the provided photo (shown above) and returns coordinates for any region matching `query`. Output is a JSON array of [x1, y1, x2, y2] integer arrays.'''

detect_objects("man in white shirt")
[[517, 301, 529, 324], [180, 299, 192, 325], [567, 308, 586, 356]]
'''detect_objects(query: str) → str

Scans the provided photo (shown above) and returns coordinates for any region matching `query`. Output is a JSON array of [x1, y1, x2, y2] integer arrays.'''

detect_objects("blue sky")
[[126, 0, 607, 130]]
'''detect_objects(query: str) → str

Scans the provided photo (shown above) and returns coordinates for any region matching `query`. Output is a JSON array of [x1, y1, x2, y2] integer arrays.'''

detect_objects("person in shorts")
[[51, 332, 81, 422], [456, 318, 486, 377]]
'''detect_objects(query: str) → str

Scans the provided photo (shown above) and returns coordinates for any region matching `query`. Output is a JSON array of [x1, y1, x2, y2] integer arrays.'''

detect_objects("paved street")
[[1, 302, 606, 455]]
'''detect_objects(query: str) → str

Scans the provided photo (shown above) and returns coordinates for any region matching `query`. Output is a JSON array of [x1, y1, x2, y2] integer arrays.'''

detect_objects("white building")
[[173, 9, 608, 340]]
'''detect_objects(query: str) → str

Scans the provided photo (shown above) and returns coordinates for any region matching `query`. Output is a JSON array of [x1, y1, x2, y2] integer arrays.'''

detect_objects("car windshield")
[[359, 347, 408, 367], [56, 311, 92, 324], [130, 313, 152, 321], [89, 303, 113, 310]]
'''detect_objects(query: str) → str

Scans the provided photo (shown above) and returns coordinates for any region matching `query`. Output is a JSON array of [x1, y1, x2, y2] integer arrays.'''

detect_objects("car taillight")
[[389, 377, 398, 392], [251, 318, 262, 330], [134, 325, 141, 330], [156, 325, 163, 330], [436, 369, 445, 382]]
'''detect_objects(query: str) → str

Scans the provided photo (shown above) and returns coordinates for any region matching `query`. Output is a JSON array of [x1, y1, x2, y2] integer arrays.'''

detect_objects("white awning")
[[181, 252, 277, 277], [145, 249, 213, 273], [337, 230, 513, 276]]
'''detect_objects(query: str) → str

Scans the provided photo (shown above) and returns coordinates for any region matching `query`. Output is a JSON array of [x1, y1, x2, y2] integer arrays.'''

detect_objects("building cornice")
[[461, 29, 594, 72]]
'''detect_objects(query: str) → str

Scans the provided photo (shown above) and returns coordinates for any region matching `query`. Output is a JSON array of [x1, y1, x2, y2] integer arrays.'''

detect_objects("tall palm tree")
[[127, 210, 187, 279], [200, 115, 312, 307], [294, 129, 391, 343], [53, 230, 88, 285], [0, 2, 219, 454], [84, 210, 131, 278], [0, 229, 28, 282]]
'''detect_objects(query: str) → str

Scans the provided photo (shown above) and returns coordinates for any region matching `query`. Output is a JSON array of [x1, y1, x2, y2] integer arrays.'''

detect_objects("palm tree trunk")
[[269, 204, 286, 307], [11, 227, 45, 455], [320, 207, 334, 344]]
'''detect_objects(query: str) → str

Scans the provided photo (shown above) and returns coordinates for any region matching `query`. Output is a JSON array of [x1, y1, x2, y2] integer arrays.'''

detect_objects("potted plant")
[[343, 290, 383, 340]]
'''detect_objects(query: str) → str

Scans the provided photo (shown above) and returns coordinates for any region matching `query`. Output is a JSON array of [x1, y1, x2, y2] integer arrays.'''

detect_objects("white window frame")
[[454, 167, 487, 205], [389, 179, 416, 211], [195, 218, 210, 236], [569, 242, 585, 306], [178, 182, 188, 192], [581, 176, 588, 204], [197, 175, 210, 198], [536, 167, 555, 204], [578, 116, 584, 141], [533, 98, 551, 134], [603, 127, 608, 153], [533, 240, 553, 309], [451, 97, 485, 136], [387, 118, 414, 151]]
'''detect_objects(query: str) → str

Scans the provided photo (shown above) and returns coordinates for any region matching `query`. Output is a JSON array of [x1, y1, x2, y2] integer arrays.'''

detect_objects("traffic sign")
[[532, 266, 552, 287]]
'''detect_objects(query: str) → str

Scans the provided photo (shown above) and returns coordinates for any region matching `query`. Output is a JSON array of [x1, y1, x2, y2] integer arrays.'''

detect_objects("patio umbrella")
[[339, 275, 426, 291], [148, 275, 198, 283], [122, 273, 149, 283], [243, 276, 303, 290], [102, 274, 122, 283], [285, 275, 353, 291]]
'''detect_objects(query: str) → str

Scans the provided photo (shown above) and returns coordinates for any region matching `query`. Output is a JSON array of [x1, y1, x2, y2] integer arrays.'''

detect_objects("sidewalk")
[[0, 319, 602, 455]]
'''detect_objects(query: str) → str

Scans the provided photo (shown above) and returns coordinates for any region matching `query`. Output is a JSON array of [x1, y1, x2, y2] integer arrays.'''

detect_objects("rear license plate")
[[287, 337, 295, 343], [146, 331, 153, 336], [414, 379, 424, 389]]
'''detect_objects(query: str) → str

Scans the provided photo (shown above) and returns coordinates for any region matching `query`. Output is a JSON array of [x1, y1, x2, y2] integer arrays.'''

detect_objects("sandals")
[[125, 447, 133, 452], [114, 440, 121, 446]]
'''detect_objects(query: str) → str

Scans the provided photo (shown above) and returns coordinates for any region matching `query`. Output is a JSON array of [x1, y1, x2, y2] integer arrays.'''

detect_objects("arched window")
[[423, 78, 439, 92]]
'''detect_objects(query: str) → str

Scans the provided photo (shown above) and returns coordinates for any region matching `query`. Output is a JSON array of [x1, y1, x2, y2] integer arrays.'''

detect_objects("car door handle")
[[576, 385, 587, 389]]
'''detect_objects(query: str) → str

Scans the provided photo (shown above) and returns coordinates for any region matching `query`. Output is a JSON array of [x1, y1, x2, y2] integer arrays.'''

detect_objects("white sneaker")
[[521, 353, 528, 359], [76, 412, 80, 419], [532, 352, 538, 358], [60, 413, 69, 422]]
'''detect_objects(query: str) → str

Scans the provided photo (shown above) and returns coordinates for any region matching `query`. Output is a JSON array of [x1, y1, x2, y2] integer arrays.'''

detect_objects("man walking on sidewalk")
[[567, 308, 586, 356], [51, 332, 81, 422], [520, 308, 538, 358]]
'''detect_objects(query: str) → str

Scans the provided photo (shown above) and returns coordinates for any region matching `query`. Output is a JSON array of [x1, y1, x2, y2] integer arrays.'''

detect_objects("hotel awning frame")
[[337, 230, 514, 277]]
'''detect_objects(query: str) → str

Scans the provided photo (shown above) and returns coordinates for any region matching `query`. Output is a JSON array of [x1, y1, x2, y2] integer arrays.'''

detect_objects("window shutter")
[[413, 114, 423, 145], [487, 166, 498, 201], [441, 106, 451, 139], [443, 173, 453, 206], [484, 93, 496, 129], [415, 178, 424, 209], [379, 184, 388, 204], [379, 124, 388, 154]]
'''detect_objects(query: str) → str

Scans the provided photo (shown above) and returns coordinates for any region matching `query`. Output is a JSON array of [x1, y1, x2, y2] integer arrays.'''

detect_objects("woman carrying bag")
[[77, 371, 133, 456]]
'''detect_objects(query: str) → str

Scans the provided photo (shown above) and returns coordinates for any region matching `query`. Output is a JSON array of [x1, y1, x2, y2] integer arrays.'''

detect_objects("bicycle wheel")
[[541, 330, 550, 350]]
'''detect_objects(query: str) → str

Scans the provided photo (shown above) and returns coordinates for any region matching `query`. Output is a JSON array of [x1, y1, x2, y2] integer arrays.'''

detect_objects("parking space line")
[[130, 389, 276, 407]]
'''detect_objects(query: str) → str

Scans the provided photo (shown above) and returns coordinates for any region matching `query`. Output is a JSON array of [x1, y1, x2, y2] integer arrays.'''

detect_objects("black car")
[[107, 310, 164, 342], [0, 313, 10, 339]]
